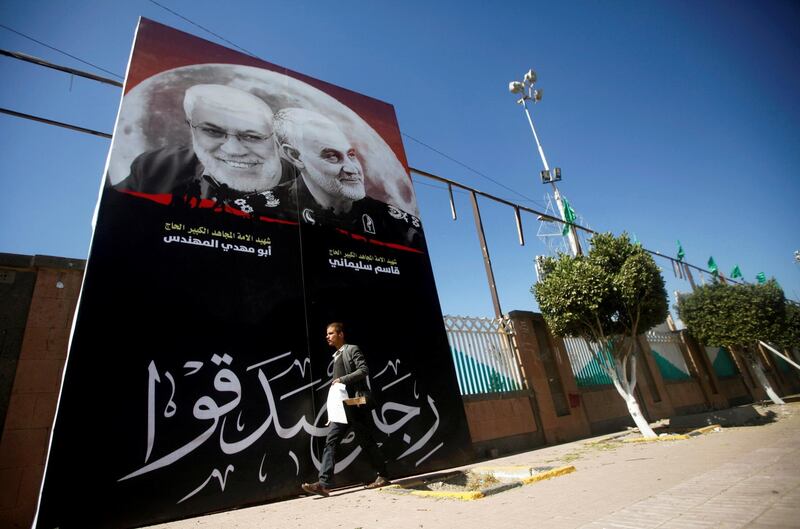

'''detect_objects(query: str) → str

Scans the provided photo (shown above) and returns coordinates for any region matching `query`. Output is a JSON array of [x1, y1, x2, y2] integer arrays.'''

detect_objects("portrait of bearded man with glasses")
[[114, 83, 297, 217]]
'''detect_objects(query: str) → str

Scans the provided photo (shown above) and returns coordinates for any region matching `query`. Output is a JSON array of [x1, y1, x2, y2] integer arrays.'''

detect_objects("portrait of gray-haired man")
[[114, 84, 297, 216], [272, 107, 423, 248]]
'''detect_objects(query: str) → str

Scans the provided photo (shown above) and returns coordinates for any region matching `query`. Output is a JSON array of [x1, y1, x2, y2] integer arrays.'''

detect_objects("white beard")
[[336, 179, 366, 201]]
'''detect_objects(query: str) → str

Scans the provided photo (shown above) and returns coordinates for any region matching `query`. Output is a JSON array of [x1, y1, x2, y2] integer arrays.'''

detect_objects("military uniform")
[[274, 177, 425, 250]]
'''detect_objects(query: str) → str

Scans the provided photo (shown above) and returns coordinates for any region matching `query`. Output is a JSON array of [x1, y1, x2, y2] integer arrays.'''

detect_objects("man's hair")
[[183, 84, 274, 126], [273, 107, 338, 152], [327, 321, 345, 334]]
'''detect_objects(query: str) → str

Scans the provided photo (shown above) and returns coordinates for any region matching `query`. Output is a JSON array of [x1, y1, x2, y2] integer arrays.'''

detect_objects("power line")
[[0, 41, 751, 287], [0, 23, 123, 79], [0, 107, 112, 139], [1, 47, 544, 214], [2, 10, 545, 213], [147, 0, 258, 58], [402, 132, 546, 209], [1, 104, 743, 285], [0, 49, 122, 87], [146, 1, 545, 213], [412, 176, 456, 192]]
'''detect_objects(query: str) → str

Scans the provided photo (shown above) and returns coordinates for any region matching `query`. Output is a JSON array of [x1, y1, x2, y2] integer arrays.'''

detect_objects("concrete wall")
[[0, 254, 84, 529]]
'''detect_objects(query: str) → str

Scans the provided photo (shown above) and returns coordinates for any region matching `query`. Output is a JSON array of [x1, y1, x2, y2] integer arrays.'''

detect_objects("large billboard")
[[35, 18, 472, 528]]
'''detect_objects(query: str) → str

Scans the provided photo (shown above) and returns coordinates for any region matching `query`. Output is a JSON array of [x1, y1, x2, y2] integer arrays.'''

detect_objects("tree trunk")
[[622, 390, 656, 437], [750, 359, 785, 405], [602, 353, 657, 438]]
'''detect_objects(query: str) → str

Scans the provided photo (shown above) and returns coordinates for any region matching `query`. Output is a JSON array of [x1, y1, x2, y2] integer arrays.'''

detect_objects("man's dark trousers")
[[319, 405, 387, 488]]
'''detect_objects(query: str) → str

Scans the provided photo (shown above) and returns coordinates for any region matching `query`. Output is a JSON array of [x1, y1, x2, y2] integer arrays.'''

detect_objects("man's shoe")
[[301, 481, 330, 497], [364, 476, 390, 489]]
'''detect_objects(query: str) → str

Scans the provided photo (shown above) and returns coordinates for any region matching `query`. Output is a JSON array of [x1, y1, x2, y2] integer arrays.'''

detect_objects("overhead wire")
[[402, 132, 547, 208], [147, 0, 547, 211], [0, 49, 123, 87], [0, 39, 744, 287], [0, 107, 112, 138], [147, 0, 258, 58], [0, 23, 123, 79]]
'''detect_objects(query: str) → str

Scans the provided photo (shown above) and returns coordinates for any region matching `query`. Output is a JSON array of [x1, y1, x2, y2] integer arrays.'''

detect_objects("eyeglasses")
[[186, 120, 274, 145]]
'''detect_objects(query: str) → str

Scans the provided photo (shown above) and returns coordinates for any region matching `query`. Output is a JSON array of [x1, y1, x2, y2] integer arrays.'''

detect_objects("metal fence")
[[705, 346, 739, 378], [444, 315, 525, 395], [562, 336, 613, 387], [645, 330, 692, 381], [564, 331, 697, 387]]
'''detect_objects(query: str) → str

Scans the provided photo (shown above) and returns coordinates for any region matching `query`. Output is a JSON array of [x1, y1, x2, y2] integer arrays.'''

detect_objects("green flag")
[[676, 240, 685, 262], [730, 265, 742, 279], [561, 198, 576, 236], [708, 256, 718, 277], [756, 272, 766, 284]]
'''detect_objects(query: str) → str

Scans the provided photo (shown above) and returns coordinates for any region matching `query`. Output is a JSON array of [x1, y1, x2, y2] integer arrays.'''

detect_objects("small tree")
[[534, 233, 668, 438], [677, 279, 787, 405]]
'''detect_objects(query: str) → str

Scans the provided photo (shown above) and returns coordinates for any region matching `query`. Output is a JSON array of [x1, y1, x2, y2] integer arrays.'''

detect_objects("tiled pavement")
[[149, 403, 800, 529], [581, 444, 800, 529]]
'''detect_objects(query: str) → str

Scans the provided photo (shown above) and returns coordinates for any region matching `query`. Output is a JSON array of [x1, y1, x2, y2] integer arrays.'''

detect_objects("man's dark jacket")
[[338, 344, 373, 404]]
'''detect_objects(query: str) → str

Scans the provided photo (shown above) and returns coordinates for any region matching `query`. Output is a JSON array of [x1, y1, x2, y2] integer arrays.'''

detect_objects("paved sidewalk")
[[148, 403, 800, 529]]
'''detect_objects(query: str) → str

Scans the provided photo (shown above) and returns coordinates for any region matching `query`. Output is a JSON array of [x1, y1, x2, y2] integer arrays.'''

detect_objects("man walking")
[[302, 322, 390, 497]]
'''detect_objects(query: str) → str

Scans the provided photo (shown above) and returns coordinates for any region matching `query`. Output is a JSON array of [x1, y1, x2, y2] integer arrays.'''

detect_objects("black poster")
[[35, 18, 472, 528]]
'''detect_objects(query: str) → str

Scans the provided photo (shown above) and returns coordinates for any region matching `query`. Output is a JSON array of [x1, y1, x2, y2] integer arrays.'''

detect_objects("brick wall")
[[462, 393, 538, 442], [0, 255, 83, 529]]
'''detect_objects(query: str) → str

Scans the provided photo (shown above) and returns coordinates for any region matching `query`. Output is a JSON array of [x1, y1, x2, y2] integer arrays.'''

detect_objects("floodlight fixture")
[[533, 88, 543, 102], [524, 69, 537, 84], [509, 81, 525, 94], [540, 167, 562, 184]]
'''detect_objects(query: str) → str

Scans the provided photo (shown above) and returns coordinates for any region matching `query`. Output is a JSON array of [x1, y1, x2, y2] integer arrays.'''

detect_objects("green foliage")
[[775, 302, 800, 349], [677, 280, 788, 348], [532, 232, 668, 347]]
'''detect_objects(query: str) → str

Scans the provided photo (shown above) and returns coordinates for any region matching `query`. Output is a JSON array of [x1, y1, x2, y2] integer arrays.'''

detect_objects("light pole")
[[510, 69, 582, 256]]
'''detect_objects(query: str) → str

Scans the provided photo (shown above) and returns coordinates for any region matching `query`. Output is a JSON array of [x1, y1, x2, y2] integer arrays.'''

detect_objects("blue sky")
[[1, 0, 799, 319]]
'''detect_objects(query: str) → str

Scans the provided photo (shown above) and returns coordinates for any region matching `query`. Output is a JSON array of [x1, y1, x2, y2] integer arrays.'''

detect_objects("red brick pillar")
[[508, 311, 591, 444]]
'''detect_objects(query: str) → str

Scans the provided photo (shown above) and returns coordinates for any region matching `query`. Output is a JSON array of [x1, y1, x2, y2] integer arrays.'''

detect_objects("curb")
[[624, 434, 689, 443], [519, 465, 576, 484], [688, 424, 722, 436], [623, 424, 722, 443], [382, 465, 576, 501]]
